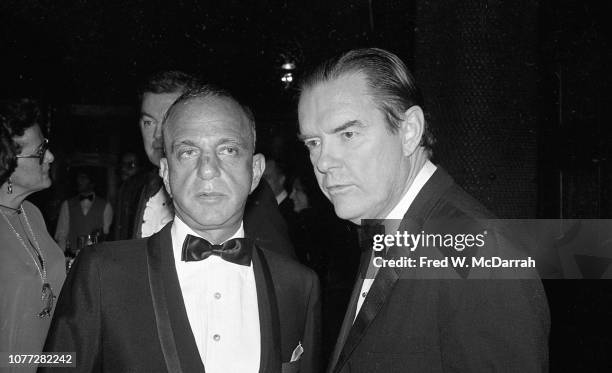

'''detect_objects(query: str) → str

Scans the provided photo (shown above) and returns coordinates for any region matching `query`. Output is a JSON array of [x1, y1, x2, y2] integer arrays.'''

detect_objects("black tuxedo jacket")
[[42, 223, 320, 373], [245, 180, 296, 259], [112, 169, 160, 241], [327, 168, 550, 373], [113, 171, 295, 258], [278, 196, 295, 224]]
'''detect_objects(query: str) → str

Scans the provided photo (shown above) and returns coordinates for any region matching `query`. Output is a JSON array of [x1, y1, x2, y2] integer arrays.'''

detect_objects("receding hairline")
[[162, 95, 256, 151], [300, 70, 374, 102]]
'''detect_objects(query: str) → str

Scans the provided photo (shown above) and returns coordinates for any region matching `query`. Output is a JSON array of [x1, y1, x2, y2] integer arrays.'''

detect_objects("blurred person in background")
[[0, 99, 65, 371], [289, 172, 320, 266], [118, 152, 142, 183], [55, 169, 113, 250], [263, 157, 294, 223]]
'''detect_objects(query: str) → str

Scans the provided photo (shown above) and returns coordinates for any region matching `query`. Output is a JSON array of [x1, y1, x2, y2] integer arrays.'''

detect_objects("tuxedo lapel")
[[333, 264, 399, 373], [146, 222, 205, 373], [252, 246, 282, 373], [326, 249, 370, 373]]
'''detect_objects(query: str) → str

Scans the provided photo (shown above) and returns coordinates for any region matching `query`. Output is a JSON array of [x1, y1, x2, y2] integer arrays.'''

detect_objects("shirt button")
[[361, 292, 367, 298], [213, 334, 221, 341], [214, 292, 221, 299]]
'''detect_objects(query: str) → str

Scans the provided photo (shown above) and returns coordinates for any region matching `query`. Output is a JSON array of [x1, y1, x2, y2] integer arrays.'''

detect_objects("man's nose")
[[197, 153, 221, 180], [44, 149, 55, 164], [153, 122, 163, 142], [315, 143, 341, 174]]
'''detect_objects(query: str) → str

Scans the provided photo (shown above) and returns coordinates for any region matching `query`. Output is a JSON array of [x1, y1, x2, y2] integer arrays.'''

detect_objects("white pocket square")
[[290, 341, 304, 362]]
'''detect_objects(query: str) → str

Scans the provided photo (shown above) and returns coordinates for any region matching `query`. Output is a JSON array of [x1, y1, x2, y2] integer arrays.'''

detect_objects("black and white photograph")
[[1, 1, 611, 372]]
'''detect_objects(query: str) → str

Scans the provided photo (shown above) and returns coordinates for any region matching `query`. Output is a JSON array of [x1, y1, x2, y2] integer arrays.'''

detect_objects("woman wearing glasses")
[[0, 99, 65, 371]]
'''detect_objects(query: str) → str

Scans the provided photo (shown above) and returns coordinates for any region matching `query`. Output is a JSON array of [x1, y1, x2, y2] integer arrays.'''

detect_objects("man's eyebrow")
[[298, 120, 365, 142], [139, 111, 154, 119], [332, 120, 364, 134], [171, 137, 247, 149], [217, 137, 247, 147], [297, 133, 313, 141], [171, 139, 197, 150]]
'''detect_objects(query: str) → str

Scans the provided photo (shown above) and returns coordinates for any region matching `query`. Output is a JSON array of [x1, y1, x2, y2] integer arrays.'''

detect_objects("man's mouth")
[[197, 192, 226, 201], [325, 184, 353, 195]]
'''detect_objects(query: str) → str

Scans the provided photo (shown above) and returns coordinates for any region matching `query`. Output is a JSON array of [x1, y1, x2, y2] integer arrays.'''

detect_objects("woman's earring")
[[7, 178, 13, 194]]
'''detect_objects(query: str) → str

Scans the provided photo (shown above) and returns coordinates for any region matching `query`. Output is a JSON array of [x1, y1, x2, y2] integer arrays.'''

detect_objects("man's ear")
[[250, 153, 265, 193], [399, 105, 425, 157], [159, 157, 172, 198]]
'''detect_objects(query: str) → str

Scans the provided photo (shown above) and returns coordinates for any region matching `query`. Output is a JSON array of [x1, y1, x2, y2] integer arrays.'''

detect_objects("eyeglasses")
[[16, 138, 49, 165]]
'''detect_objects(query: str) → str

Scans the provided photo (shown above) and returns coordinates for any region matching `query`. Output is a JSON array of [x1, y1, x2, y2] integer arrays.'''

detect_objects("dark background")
[[2, 0, 611, 370]]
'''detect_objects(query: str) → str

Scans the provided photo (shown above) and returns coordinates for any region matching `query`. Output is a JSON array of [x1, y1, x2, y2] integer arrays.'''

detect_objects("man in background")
[[55, 169, 112, 250], [112, 71, 194, 240], [118, 152, 142, 183], [263, 157, 294, 222]]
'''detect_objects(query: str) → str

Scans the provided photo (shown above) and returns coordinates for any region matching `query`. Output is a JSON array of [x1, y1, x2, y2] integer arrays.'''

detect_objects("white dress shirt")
[[141, 187, 173, 238], [171, 217, 260, 373], [354, 161, 437, 321]]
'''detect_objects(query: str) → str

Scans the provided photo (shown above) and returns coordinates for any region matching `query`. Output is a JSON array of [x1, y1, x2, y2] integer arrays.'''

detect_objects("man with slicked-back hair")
[[298, 48, 549, 373]]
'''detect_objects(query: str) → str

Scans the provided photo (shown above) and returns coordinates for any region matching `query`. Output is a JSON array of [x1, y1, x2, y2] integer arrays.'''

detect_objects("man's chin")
[[178, 204, 238, 225], [332, 203, 366, 224], [188, 217, 243, 236], [40, 176, 52, 189]]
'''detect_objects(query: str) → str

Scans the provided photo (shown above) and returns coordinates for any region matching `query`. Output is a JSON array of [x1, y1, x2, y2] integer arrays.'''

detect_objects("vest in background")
[[67, 196, 106, 249]]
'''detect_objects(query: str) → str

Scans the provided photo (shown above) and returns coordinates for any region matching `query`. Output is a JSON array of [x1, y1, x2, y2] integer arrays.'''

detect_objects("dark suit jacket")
[[113, 171, 295, 258], [42, 223, 321, 373], [278, 196, 295, 223], [328, 168, 550, 373], [245, 181, 296, 259], [112, 169, 161, 241]]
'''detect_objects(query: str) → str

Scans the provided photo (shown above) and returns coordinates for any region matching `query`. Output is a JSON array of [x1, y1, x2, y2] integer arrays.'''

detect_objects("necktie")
[[181, 235, 253, 266], [79, 194, 94, 201]]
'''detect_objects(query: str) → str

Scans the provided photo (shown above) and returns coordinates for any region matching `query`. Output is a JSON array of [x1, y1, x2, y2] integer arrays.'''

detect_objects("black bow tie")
[[79, 194, 94, 201], [181, 235, 253, 266]]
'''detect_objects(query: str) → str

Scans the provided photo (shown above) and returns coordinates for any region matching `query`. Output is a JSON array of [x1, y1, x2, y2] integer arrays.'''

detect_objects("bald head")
[[162, 96, 255, 157]]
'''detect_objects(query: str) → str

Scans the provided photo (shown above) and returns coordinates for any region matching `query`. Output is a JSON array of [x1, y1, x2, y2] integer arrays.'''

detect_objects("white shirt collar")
[[385, 160, 437, 220], [171, 216, 245, 263], [275, 190, 288, 205]]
